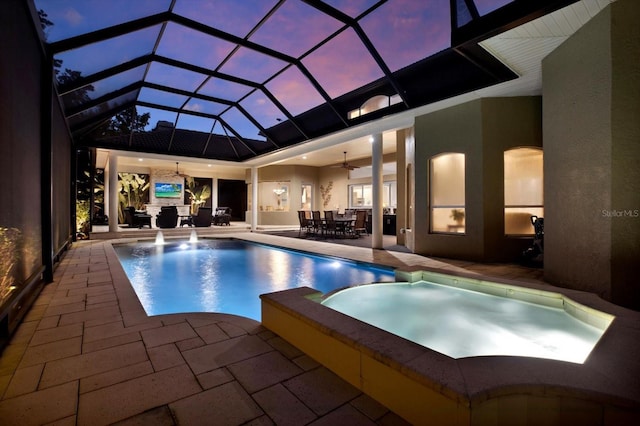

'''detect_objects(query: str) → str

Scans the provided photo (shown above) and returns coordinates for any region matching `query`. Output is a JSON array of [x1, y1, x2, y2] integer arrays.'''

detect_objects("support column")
[[251, 166, 258, 232], [211, 177, 218, 208], [371, 133, 383, 249], [108, 153, 119, 232]]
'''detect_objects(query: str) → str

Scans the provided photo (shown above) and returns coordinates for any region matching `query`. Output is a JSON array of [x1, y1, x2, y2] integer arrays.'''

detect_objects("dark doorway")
[[218, 179, 247, 221]]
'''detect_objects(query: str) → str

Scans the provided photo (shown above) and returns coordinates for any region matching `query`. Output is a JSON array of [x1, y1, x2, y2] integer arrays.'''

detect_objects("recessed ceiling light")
[[302, 156, 307, 160], [369, 137, 374, 143], [138, 158, 143, 161], [207, 164, 212, 167]]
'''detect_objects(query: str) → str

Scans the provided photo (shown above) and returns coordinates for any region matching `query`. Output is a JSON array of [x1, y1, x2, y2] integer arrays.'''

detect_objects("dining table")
[[331, 216, 357, 238]]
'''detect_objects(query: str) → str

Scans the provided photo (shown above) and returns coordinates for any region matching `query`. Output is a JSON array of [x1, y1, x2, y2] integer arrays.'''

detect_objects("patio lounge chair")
[[156, 206, 178, 228], [213, 207, 231, 226], [192, 207, 213, 227], [124, 206, 152, 228]]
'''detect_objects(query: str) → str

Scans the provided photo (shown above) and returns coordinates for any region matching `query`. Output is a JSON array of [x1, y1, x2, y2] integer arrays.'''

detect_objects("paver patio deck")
[[0, 230, 547, 425]]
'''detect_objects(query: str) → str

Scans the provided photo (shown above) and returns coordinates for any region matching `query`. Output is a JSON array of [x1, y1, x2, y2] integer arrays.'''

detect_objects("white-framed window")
[[430, 153, 465, 233], [348, 182, 396, 209], [348, 94, 402, 119], [504, 148, 543, 235], [301, 184, 312, 210]]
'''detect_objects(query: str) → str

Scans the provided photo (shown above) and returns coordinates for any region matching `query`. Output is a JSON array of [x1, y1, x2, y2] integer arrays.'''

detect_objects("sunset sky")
[[37, 0, 514, 139]]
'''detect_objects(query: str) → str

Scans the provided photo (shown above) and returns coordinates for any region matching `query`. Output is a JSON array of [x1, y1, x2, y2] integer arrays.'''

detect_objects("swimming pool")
[[113, 238, 394, 321]]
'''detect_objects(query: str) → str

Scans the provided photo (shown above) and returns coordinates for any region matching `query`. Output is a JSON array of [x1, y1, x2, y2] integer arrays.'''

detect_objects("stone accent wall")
[[145, 168, 190, 226]]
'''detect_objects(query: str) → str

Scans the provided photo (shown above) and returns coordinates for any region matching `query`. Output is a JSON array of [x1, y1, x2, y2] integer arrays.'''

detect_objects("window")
[[348, 182, 396, 209], [504, 148, 543, 235], [301, 184, 312, 210], [430, 153, 465, 233], [348, 94, 402, 119]]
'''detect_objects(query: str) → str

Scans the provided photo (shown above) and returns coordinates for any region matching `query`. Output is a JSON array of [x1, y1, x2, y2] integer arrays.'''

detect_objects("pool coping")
[[260, 269, 640, 425]]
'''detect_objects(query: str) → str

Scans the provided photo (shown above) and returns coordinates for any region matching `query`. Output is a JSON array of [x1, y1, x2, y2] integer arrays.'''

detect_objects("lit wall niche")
[[430, 153, 465, 233], [259, 182, 290, 212], [504, 148, 543, 235]]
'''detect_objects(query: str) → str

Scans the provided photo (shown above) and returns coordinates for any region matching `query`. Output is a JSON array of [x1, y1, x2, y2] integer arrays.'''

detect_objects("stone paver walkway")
[[0, 232, 546, 425], [0, 238, 413, 425]]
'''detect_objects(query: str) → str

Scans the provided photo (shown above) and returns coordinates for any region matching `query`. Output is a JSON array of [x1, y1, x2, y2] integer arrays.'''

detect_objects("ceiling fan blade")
[[329, 151, 359, 170]]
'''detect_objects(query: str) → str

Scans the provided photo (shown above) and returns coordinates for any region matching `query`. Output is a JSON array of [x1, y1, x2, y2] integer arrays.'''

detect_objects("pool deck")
[[1, 229, 636, 425]]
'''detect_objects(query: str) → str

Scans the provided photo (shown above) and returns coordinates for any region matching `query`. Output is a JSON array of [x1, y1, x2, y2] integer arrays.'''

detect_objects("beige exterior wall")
[[248, 152, 398, 227], [249, 165, 319, 225], [411, 97, 542, 261], [542, 0, 640, 309]]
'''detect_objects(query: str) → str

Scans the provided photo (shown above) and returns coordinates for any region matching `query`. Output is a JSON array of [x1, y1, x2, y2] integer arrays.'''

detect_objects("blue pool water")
[[113, 239, 394, 321]]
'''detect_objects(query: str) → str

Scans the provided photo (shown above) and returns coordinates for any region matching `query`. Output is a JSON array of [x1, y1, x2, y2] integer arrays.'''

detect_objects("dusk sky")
[[37, 0, 514, 139]]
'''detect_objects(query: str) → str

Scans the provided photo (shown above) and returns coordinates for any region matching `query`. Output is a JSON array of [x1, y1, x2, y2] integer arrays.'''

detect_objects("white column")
[[108, 153, 119, 232], [251, 166, 258, 232], [211, 177, 218, 208], [371, 133, 383, 249]]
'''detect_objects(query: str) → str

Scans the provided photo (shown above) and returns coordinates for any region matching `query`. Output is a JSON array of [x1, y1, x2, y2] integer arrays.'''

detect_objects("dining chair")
[[311, 210, 323, 235], [324, 210, 339, 237], [298, 210, 313, 236], [353, 210, 368, 236]]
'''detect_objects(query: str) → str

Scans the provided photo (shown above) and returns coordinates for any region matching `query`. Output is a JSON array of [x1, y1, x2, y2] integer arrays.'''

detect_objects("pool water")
[[114, 239, 394, 321], [322, 281, 608, 363]]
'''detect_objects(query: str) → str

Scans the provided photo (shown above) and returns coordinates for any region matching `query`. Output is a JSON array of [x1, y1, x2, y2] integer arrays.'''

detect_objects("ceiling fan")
[[331, 151, 360, 170], [175, 162, 190, 178]]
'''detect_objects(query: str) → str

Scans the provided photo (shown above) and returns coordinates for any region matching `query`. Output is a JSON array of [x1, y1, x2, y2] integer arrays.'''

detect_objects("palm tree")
[[117, 173, 150, 223], [185, 177, 211, 215]]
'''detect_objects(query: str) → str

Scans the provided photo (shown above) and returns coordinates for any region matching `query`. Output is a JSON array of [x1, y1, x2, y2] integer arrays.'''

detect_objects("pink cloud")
[[63, 7, 84, 26], [303, 28, 384, 99], [322, 0, 378, 18], [250, 1, 343, 57], [157, 23, 236, 71], [360, 0, 450, 72], [266, 66, 325, 116]]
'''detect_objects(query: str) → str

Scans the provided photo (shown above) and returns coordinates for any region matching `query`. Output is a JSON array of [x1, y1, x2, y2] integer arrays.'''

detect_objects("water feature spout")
[[189, 230, 198, 243], [155, 231, 165, 245]]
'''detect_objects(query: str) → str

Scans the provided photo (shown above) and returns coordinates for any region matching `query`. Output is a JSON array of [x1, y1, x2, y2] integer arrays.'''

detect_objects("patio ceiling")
[[33, 0, 579, 163]]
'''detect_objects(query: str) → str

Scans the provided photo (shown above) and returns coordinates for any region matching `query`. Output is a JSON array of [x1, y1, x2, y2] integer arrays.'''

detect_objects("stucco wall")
[[481, 97, 543, 260], [1, 0, 44, 284], [414, 100, 483, 259], [407, 97, 542, 261], [543, 0, 640, 309], [412, 97, 542, 261], [254, 165, 319, 226], [250, 152, 398, 227]]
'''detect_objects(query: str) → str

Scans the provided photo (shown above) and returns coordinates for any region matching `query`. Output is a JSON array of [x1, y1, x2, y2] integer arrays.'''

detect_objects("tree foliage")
[[38, 9, 150, 138], [98, 108, 151, 137], [185, 178, 212, 215]]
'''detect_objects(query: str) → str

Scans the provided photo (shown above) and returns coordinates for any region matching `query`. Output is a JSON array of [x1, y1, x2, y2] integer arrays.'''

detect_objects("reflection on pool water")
[[113, 239, 394, 321], [322, 281, 610, 363]]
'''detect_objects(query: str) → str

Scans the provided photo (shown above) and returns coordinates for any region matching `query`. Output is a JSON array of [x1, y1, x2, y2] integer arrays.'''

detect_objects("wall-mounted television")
[[155, 182, 182, 198]]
